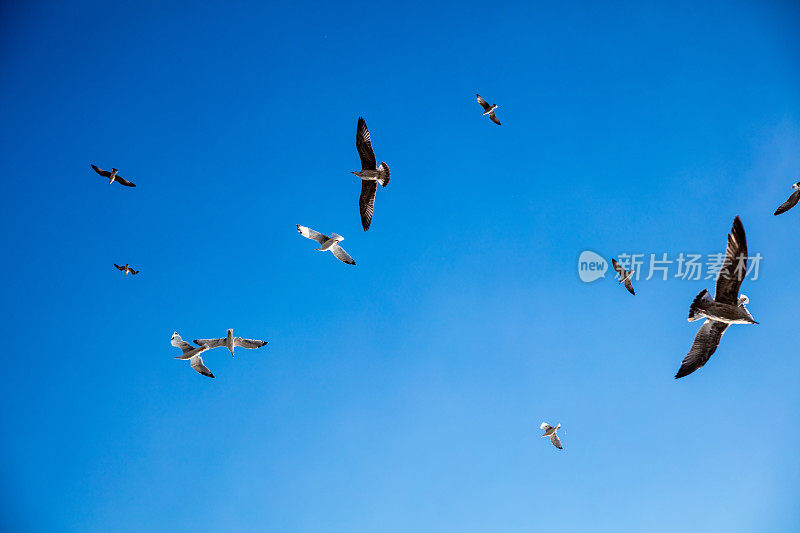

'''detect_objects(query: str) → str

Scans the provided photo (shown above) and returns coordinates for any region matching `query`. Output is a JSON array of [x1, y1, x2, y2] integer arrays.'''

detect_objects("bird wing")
[[714, 216, 747, 305], [539, 422, 552, 431], [612, 258, 627, 278], [674, 320, 729, 379], [550, 433, 563, 449], [774, 189, 800, 216], [489, 111, 501, 125], [190, 354, 215, 378], [193, 338, 226, 349], [171, 333, 196, 354], [233, 337, 268, 349], [297, 225, 329, 244], [624, 278, 635, 295], [356, 117, 377, 170], [114, 175, 136, 187], [91, 164, 111, 177], [331, 244, 356, 265], [359, 180, 377, 231], [130, 269, 139, 275], [476, 94, 492, 111], [114, 264, 125, 271]]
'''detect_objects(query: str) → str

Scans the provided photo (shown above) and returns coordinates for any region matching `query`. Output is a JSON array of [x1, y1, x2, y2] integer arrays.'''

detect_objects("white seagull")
[[171, 332, 214, 378], [114, 263, 139, 275], [194, 329, 268, 358], [296, 225, 356, 265], [476, 94, 501, 125], [540, 422, 563, 450], [612, 258, 635, 295], [91, 164, 136, 187], [774, 181, 800, 216]]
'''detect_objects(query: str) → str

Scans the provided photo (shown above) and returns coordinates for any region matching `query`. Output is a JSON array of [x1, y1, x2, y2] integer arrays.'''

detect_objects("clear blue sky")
[[1, 1, 799, 531]]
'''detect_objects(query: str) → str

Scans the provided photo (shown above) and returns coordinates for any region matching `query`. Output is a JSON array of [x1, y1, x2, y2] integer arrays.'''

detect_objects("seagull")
[[612, 259, 635, 295], [296, 225, 356, 265], [114, 263, 139, 275], [476, 94, 501, 125], [171, 332, 214, 378], [774, 181, 800, 215], [351, 117, 390, 231], [91, 164, 136, 187], [675, 216, 757, 379], [540, 422, 563, 450], [193, 329, 268, 358]]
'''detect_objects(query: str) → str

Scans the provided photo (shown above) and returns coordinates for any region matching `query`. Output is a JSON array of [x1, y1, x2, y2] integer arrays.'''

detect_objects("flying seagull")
[[476, 94, 501, 125], [612, 258, 635, 295], [774, 181, 800, 216], [675, 216, 757, 379], [171, 332, 214, 378], [296, 225, 356, 265], [193, 329, 268, 358], [114, 263, 139, 275], [352, 117, 390, 231], [540, 422, 563, 450], [91, 164, 136, 187]]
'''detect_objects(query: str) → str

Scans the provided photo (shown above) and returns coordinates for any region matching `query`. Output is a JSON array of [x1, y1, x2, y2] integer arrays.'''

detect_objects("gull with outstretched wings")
[[91, 164, 136, 187], [476, 94, 501, 125], [774, 181, 800, 216], [296, 225, 356, 265], [171, 332, 214, 378], [114, 263, 139, 275], [194, 329, 267, 358], [612, 258, 635, 295], [351, 117, 390, 231], [540, 422, 563, 450], [676, 216, 757, 379]]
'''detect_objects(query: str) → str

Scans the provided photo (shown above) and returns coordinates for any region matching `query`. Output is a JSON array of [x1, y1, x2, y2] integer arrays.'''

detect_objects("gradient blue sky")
[[1, 1, 799, 531]]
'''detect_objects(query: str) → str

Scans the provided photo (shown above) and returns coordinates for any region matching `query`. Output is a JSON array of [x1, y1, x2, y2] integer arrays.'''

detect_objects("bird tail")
[[377, 162, 390, 187], [688, 289, 711, 321]]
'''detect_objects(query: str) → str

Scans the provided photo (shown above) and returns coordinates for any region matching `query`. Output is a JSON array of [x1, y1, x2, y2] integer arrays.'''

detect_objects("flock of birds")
[[95, 94, 799, 451]]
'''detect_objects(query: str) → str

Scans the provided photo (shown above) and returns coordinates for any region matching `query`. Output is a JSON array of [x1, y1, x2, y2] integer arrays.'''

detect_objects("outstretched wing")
[[624, 278, 635, 296], [476, 94, 492, 112], [675, 320, 729, 379], [130, 269, 139, 275], [171, 332, 195, 354], [114, 175, 136, 187], [550, 433, 563, 450], [114, 264, 126, 271], [359, 180, 377, 231], [331, 244, 356, 265], [356, 117, 377, 170], [91, 164, 111, 177], [612, 259, 627, 278], [488, 111, 501, 125], [193, 338, 226, 349], [774, 190, 800, 216], [714, 216, 747, 305], [297, 225, 329, 244], [233, 337, 268, 349], [190, 354, 215, 378]]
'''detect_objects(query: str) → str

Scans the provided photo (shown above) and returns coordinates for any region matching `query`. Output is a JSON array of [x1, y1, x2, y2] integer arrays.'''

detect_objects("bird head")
[[331, 233, 344, 242], [793, 181, 800, 189], [738, 294, 749, 306]]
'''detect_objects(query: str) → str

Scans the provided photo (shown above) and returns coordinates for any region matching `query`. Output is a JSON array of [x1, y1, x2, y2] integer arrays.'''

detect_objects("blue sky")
[[1, 0, 799, 531]]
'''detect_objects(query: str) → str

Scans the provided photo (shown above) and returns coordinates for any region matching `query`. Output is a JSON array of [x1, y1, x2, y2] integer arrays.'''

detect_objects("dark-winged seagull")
[[540, 422, 563, 450], [476, 94, 501, 125], [91, 164, 136, 187], [675, 216, 757, 379], [351, 117, 390, 231], [171, 332, 214, 378], [297, 225, 356, 265], [774, 181, 800, 216], [612, 258, 635, 295], [194, 329, 268, 358], [114, 263, 139, 275]]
